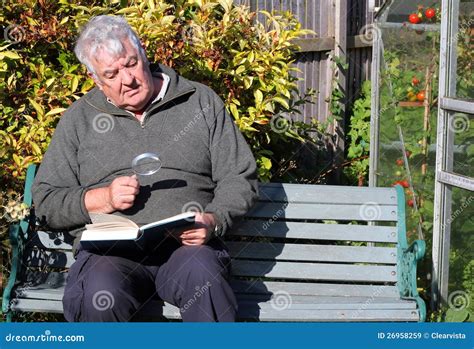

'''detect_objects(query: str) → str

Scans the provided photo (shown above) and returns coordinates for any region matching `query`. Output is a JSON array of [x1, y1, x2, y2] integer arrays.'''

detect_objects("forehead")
[[91, 39, 139, 72]]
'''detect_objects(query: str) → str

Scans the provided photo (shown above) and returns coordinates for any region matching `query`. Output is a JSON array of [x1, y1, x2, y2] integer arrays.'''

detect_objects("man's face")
[[90, 38, 154, 112]]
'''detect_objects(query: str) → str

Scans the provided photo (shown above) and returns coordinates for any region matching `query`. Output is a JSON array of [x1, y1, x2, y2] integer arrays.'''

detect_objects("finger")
[[129, 175, 139, 187], [119, 186, 139, 195], [118, 194, 136, 204], [182, 238, 205, 246], [181, 229, 206, 240]]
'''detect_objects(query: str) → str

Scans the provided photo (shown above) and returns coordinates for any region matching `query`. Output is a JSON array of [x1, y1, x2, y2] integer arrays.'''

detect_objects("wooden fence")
[[235, 0, 383, 164]]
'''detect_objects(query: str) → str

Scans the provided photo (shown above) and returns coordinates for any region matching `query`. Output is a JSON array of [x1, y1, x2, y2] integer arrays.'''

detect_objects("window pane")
[[446, 186, 473, 321], [455, 2, 474, 99], [452, 113, 474, 178]]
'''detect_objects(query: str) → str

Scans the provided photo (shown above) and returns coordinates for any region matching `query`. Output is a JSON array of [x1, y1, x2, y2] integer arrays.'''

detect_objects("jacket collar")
[[83, 63, 196, 117]]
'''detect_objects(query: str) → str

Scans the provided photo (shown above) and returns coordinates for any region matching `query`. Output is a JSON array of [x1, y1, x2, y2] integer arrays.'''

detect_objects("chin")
[[123, 97, 148, 111]]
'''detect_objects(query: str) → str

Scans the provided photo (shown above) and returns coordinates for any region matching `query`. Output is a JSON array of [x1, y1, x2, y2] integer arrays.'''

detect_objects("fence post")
[[332, 0, 348, 182]]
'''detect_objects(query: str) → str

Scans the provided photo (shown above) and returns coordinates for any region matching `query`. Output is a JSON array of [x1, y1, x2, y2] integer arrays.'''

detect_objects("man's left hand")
[[177, 212, 216, 246]]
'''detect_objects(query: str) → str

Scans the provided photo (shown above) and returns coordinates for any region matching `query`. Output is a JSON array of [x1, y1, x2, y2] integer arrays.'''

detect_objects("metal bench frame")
[[2, 164, 426, 322]]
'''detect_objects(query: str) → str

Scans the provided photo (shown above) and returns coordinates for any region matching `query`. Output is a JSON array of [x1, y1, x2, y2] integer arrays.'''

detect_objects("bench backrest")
[[19, 164, 407, 296]]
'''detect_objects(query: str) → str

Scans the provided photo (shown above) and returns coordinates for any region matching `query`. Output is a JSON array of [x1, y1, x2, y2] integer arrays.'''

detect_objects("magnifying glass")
[[131, 152, 162, 176]]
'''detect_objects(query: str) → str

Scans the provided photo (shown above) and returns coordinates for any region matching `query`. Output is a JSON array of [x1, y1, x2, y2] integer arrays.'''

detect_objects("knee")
[[83, 259, 127, 293], [79, 261, 135, 320], [174, 245, 228, 279]]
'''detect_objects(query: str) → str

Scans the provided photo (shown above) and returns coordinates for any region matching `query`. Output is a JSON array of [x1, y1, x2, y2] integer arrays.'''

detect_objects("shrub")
[[0, 0, 315, 190]]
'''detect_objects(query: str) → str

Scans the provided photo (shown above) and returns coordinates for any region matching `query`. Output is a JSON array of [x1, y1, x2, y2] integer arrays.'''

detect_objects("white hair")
[[74, 15, 147, 78]]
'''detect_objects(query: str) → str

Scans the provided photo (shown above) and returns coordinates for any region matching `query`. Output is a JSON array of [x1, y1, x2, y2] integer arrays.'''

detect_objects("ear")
[[88, 72, 103, 91]]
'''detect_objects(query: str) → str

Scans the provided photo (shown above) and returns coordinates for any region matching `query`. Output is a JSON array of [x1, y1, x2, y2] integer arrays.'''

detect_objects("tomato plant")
[[425, 8, 436, 19], [409, 13, 421, 24], [416, 91, 425, 101]]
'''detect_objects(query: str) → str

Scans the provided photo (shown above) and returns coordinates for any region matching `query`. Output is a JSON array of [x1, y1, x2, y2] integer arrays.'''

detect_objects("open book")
[[80, 212, 195, 253]]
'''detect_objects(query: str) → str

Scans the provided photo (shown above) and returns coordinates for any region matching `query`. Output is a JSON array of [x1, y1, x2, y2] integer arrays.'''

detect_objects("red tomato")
[[400, 180, 409, 188], [407, 199, 414, 207], [417, 91, 425, 101], [396, 159, 404, 166], [425, 8, 436, 19], [412, 77, 420, 85], [409, 13, 421, 24]]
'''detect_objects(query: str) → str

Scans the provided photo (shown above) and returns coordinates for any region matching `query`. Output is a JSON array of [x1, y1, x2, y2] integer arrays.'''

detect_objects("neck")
[[135, 76, 162, 117]]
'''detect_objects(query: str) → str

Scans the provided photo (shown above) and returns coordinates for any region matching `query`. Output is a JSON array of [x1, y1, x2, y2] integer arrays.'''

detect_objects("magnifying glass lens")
[[132, 153, 162, 176]]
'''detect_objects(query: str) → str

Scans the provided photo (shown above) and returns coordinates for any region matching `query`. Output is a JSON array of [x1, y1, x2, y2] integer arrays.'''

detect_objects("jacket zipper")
[[138, 89, 195, 129]]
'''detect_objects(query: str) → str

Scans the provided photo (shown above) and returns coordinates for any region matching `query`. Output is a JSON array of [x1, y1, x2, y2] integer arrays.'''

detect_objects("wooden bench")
[[2, 164, 426, 322]]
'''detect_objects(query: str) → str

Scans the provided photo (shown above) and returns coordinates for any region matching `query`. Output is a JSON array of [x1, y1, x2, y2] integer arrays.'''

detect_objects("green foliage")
[[343, 80, 371, 185], [0, 0, 314, 191], [327, 54, 348, 124]]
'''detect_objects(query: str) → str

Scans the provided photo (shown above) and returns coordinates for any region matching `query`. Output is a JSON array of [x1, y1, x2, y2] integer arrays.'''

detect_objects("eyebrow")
[[103, 56, 138, 75]]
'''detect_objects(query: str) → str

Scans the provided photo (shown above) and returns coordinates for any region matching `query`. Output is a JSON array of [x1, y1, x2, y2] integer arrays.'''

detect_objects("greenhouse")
[[370, 0, 473, 321]]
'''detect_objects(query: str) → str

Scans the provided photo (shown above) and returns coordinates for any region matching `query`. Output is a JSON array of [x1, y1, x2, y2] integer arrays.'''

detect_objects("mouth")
[[124, 88, 140, 96]]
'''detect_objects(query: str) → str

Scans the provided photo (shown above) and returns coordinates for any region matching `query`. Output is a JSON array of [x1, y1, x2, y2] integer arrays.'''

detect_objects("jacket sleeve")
[[32, 112, 91, 230], [204, 95, 259, 236]]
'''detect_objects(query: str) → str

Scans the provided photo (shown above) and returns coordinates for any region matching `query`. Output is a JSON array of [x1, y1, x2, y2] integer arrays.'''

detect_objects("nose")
[[120, 68, 135, 85]]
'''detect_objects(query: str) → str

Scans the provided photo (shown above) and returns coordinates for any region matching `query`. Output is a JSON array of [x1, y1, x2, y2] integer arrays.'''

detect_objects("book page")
[[82, 226, 139, 241], [140, 212, 195, 231], [89, 213, 139, 228]]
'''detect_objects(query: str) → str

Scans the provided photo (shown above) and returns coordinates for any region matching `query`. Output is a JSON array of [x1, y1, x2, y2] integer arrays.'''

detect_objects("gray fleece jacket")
[[32, 64, 258, 250]]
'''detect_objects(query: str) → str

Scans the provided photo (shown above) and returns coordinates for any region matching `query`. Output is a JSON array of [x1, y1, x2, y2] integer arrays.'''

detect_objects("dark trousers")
[[62, 238, 237, 322]]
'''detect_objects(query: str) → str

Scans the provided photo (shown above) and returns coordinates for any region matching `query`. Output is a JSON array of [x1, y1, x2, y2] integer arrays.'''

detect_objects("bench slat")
[[230, 221, 398, 242], [23, 256, 399, 282], [11, 299, 64, 313], [230, 280, 400, 298], [232, 260, 397, 282], [227, 242, 397, 264], [235, 308, 420, 322], [247, 202, 398, 221], [161, 303, 420, 321], [24, 249, 75, 269], [258, 183, 398, 205], [35, 231, 74, 250], [15, 277, 401, 299], [13, 287, 415, 309], [35, 222, 399, 251], [23, 243, 399, 270], [10, 298, 419, 322]]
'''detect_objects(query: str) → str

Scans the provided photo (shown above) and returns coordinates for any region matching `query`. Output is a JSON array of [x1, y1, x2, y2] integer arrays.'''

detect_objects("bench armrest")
[[2, 223, 27, 320], [398, 239, 426, 322], [2, 164, 37, 320]]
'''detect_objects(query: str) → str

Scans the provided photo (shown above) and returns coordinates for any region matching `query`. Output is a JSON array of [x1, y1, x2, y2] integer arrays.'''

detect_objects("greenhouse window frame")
[[432, 0, 474, 310]]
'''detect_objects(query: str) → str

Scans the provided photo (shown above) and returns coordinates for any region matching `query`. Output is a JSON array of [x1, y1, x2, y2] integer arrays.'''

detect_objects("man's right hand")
[[85, 175, 140, 213]]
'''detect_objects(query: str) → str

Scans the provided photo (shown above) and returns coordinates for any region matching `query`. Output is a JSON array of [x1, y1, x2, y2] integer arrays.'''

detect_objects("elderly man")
[[32, 15, 258, 322]]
